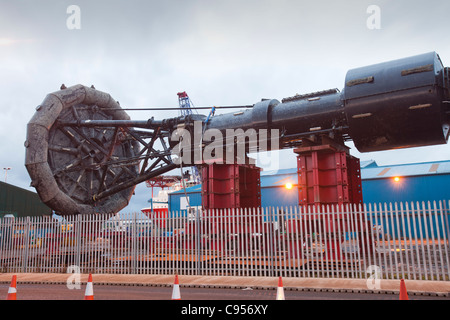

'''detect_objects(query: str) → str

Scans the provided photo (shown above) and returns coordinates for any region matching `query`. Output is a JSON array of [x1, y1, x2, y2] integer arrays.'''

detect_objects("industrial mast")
[[177, 91, 202, 184]]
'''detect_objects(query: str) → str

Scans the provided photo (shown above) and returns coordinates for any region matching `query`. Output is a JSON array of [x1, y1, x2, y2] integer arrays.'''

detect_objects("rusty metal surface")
[[25, 85, 139, 215]]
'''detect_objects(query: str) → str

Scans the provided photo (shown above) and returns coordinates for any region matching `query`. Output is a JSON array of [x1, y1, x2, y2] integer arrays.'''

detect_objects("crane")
[[177, 91, 202, 184]]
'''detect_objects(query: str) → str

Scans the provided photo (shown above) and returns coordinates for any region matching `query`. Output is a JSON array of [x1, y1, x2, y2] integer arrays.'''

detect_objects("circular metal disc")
[[48, 104, 139, 212], [25, 85, 140, 215]]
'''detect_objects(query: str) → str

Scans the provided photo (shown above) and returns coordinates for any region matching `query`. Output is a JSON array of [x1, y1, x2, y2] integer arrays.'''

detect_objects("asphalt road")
[[1, 283, 448, 300]]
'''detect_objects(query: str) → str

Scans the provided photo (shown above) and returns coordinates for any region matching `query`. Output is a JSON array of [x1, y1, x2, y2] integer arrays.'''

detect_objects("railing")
[[0, 201, 449, 281]]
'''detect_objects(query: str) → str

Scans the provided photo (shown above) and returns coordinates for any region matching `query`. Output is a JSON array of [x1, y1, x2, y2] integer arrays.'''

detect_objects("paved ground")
[[1, 273, 449, 297], [1, 283, 447, 300]]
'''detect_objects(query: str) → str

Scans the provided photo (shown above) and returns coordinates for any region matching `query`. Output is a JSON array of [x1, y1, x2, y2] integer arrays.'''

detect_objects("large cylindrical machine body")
[[343, 52, 448, 152], [271, 91, 344, 134], [205, 52, 449, 153], [206, 92, 345, 136]]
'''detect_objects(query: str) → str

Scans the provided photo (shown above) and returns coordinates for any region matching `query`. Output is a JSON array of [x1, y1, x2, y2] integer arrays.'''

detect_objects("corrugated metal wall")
[[169, 185, 202, 215], [261, 186, 298, 207], [362, 175, 450, 204], [0, 181, 52, 218], [168, 170, 450, 209]]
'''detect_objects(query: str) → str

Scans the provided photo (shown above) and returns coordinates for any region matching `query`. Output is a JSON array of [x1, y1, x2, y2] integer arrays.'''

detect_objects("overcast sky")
[[1, 0, 449, 213]]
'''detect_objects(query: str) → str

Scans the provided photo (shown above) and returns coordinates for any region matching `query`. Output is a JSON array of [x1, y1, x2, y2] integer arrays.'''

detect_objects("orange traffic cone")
[[171, 275, 181, 300], [6, 275, 17, 300], [399, 279, 409, 300], [276, 276, 285, 300], [84, 274, 94, 300]]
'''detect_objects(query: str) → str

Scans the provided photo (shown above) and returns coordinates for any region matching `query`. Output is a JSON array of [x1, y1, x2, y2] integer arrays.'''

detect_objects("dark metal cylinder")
[[205, 52, 449, 153], [343, 51, 449, 152]]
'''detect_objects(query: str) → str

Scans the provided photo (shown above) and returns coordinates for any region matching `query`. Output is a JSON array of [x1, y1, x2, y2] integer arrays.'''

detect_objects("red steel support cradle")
[[192, 163, 262, 252], [201, 163, 261, 210], [289, 138, 371, 261], [295, 143, 363, 207]]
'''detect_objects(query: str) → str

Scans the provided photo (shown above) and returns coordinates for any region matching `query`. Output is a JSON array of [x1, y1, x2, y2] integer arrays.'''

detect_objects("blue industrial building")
[[168, 160, 450, 214], [360, 160, 450, 204]]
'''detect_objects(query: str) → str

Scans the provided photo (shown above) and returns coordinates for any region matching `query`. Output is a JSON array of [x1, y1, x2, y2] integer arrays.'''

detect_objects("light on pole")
[[3, 167, 11, 183]]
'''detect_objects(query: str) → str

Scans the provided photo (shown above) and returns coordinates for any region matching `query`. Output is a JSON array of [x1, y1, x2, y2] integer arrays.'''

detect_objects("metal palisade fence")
[[0, 201, 449, 281]]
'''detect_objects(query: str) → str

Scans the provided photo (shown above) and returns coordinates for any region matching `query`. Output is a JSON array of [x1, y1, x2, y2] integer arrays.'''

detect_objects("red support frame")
[[289, 139, 372, 261], [197, 163, 261, 252], [201, 163, 261, 210], [295, 143, 363, 207]]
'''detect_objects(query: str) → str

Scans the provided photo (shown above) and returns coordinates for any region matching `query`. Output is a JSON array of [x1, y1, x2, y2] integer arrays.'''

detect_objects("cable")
[[99, 105, 253, 112]]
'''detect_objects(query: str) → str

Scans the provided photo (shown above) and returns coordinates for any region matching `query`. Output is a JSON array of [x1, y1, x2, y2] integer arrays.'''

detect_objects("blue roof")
[[168, 160, 450, 193], [261, 168, 297, 187], [360, 160, 378, 168], [361, 160, 450, 180], [169, 184, 202, 195], [260, 160, 450, 183]]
